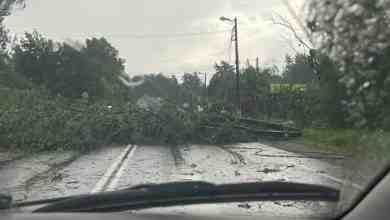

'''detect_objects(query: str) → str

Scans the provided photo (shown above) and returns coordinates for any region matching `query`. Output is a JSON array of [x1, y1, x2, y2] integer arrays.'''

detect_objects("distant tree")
[[54, 42, 99, 97], [182, 73, 202, 94], [0, 0, 25, 59], [13, 31, 59, 87], [131, 73, 178, 102], [283, 53, 317, 84], [0, 0, 25, 47], [13, 32, 127, 99], [208, 61, 235, 108], [0, 0, 28, 89], [268, 65, 283, 84], [0, 0, 25, 15], [240, 66, 272, 116], [82, 37, 126, 98], [181, 72, 202, 106]]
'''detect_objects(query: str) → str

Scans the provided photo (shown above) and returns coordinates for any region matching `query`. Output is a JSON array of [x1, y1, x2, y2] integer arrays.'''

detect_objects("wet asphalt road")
[[0, 142, 357, 217]]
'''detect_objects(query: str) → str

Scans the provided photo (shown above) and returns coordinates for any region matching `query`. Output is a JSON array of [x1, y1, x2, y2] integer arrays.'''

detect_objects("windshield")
[[0, 0, 389, 217]]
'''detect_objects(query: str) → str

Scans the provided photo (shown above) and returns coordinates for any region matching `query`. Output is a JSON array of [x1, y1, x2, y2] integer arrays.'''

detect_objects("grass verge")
[[303, 128, 390, 160]]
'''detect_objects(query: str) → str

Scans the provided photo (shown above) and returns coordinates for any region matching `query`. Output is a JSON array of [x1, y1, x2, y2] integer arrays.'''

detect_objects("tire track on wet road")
[[137, 144, 338, 216], [226, 143, 363, 190], [3, 145, 128, 202], [3, 142, 346, 216]]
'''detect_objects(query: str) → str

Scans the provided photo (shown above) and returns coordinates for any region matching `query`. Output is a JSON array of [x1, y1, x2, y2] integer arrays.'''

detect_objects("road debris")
[[257, 168, 281, 174], [238, 203, 251, 209]]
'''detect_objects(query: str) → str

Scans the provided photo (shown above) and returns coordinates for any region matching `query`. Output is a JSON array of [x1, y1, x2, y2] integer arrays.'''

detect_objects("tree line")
[[1, 0, 389, 152]]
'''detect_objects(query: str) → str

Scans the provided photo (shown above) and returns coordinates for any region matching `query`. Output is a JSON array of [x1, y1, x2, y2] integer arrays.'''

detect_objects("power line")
[[68, 30, 231, 39], [14, 26, 262, 41], [155, 49, 226, 63]]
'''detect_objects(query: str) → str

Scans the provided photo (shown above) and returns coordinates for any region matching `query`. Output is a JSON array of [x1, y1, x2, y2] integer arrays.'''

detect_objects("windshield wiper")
[[12, 181, 339, 213]]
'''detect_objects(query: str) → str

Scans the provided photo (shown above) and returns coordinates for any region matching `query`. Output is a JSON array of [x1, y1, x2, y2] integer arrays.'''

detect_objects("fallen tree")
[[0, 89, 302, 152]]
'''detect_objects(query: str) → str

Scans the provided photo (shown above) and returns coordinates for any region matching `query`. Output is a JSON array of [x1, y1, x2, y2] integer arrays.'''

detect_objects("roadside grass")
[[303, 128, 390, 160]]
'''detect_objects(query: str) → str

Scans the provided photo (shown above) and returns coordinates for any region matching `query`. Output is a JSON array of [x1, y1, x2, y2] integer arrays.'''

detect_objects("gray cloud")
[[5, 0, 304, 75]]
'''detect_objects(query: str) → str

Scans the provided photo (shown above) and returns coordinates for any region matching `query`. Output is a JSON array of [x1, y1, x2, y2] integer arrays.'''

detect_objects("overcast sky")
[[5, 0, 306, 77]]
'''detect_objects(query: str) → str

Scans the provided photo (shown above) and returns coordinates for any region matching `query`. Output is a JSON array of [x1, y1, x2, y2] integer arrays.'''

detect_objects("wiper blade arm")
[[29, 181, 339, 212]]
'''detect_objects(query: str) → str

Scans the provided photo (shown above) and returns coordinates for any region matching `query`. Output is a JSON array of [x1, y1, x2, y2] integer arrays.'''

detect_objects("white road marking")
[[106, 145, 138, 191], [256, 143, 364, 190], [90, 145, 135, 193]]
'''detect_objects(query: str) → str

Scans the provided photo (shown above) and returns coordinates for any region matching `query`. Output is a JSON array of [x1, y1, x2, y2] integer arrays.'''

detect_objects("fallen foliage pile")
[[0, 89, 301, 152]]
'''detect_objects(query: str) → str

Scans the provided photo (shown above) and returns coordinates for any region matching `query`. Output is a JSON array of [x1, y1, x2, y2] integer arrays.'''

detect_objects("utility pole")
[[233, 17, 240, 113], [204, 72, 207, 102], [204, 72, 207, 92], [220, 16, 240, 113], [256, 57, 260, 73]]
